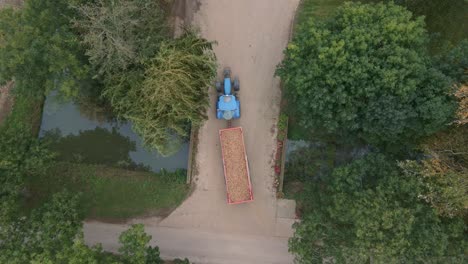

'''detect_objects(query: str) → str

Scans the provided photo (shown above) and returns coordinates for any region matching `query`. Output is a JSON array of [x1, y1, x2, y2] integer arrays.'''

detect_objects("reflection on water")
[[286, 140, 311, 161], [40, 92, 188, 172]]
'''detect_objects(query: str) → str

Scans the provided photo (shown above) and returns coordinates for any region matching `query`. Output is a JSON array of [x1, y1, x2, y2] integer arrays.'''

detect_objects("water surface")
[[39, 92, 188, 172]]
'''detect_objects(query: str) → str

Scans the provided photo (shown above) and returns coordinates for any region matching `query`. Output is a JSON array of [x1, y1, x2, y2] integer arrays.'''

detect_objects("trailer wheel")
[[233, 77, 240, 92]]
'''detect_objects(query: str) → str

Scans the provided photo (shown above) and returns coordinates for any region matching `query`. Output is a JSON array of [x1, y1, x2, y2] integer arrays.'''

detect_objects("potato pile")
[[220, 128, 251, 202]]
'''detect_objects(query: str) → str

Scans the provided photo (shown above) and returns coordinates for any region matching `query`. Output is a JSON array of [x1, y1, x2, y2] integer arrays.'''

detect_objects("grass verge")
[[24, 162, 189, 220], [2, 86, 44, 136], [295, 0, 344, 26]]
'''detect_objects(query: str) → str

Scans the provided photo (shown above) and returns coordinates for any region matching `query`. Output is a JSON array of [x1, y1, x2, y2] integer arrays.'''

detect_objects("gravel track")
[[84, 1, 300, 263]]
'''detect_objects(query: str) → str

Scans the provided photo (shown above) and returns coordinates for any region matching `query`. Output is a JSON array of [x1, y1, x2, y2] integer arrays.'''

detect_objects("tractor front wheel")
[[215, 81, 222, 93], [223, 67, 231, 78], [233, 77, 240, 92]]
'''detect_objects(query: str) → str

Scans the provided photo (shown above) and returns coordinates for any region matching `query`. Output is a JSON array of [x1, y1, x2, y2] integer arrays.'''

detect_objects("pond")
[[39, 92, 189, 172], [286, 140, 311, 161]]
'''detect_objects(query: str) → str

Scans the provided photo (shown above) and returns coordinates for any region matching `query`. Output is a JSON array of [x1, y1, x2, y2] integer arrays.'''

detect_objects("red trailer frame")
[[219, 127, 253, 204]]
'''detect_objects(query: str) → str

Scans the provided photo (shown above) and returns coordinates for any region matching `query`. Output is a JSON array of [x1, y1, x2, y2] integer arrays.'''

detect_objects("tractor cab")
[[216, 68, 240, 120]]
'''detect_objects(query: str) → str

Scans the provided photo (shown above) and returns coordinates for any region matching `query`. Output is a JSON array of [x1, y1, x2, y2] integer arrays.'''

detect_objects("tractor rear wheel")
[[233, 77, 240, 92], [216, 101, 220, 119]]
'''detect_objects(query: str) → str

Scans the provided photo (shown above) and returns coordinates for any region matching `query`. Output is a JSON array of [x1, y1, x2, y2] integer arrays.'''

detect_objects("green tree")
[[277, 2, 456, 147], [55, 234, 113, 264], [289, 154, 466, 263], [0, 121, 54, 221], [0, 0, 88, 98], [434, 39, 468, 84], [0, 191, 83, 263], [75, 0, 216, 155], [0, 194, 172, 264], [363, 0, 468, 52], [74, 0, 168, 77], [124, 30, 217, 155], [119, 224, 162, 264]]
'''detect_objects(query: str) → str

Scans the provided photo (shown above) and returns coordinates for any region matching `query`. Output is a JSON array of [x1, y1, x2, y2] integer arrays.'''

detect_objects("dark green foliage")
[[0, 192, 170, 263], [295, 0, 345, 25], [28, 191, 83, 256], [0, 2, 190, 260], [434, 39, 468, 84], [289, 154, 466, 263], [0, 78, 53, 226], [119, 224, 163, 264], [286, 1, 467, 263], [0, 191, 83, 263], [54, 233, 116, 264], [285, 145, 335, 183], [366, 0, 468, 52], [0, 102, 54, 222], [76, 0, 217, 155], [0, 0, 89, 98], [0, 122, 52, 193], [277, 2, 456, 147]]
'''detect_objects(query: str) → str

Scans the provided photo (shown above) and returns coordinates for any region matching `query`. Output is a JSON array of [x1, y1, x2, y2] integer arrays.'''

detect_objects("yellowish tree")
[[454, 84, 468, 125]]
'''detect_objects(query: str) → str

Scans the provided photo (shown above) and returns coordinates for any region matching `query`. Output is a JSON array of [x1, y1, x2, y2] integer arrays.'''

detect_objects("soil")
[[220, 128, 251, 203]]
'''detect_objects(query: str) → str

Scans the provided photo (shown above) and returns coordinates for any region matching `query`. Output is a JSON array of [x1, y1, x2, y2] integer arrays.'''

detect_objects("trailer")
[[219, 127, 253, 204]]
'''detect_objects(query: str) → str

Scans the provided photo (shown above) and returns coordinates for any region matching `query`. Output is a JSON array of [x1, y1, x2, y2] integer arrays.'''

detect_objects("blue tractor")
[[216, 68, 240, 120]]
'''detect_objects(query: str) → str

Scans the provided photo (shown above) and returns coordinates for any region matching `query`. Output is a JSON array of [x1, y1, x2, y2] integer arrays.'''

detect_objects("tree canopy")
[[126, 31, 217, 155], [0, 0, 88, 98], [0, 0, 215, 156], [289, 154, 466, 263], [74, 0, 168, 77], [76, 0, 217, 155], [277, 2, 457, 147], [0, 191, 83, 263], [119, 224, 163, 264], [0, 191, 166, 263]]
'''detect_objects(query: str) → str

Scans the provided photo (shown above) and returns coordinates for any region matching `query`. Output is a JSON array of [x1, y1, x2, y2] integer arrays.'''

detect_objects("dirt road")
[[160, 0, 299, 236], [84, 0, 299, 262], [85, 221, 291, 264]]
